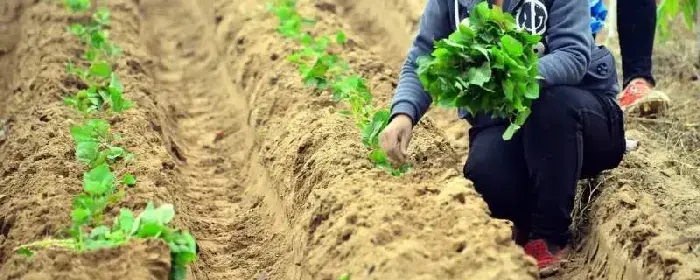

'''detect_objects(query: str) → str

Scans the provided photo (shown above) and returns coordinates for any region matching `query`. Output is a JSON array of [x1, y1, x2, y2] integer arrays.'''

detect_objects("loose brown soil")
[[0, 0, 698, 280]]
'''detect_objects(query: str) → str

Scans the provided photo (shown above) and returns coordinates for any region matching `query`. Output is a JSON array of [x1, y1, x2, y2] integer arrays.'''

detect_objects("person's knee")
[[463, 155, 516, 218], [528, 85, 584, 127]]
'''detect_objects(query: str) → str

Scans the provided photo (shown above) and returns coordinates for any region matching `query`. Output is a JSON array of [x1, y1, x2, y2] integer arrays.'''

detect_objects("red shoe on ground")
[[617, 78, 670, 117], [523, 239, 570, 277]]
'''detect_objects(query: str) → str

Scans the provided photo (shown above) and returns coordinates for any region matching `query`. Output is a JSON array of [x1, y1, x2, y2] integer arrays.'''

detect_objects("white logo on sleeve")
[[516, 0, 548, 35]]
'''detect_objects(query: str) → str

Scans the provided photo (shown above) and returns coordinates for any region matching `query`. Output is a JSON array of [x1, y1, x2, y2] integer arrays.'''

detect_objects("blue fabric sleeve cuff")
[[390, 102, 419, 125]]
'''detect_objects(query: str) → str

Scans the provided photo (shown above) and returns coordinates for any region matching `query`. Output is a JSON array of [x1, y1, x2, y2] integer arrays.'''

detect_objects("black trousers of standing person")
[[618, 0, 657, 86], [463, 85, 626, 247]]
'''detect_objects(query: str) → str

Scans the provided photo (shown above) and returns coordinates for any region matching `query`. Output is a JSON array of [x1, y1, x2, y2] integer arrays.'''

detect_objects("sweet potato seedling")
[[65, 7, 130, 114], [64, 0, 90, 13], [417, 2, 541, 140], [266, 0, 315, 38], [17, 202, 197, 280], [70, 119, 134, 167], [65, 69, 133, 114]]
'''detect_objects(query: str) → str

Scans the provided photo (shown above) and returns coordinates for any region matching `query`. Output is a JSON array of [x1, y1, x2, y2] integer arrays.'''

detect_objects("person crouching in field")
[[380, 0, 625, 276]]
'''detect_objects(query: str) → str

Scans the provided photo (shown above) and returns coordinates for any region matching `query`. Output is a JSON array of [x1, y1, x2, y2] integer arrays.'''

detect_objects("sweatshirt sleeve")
[[390, 0, 453, 125], [538, 0, 593, 85]]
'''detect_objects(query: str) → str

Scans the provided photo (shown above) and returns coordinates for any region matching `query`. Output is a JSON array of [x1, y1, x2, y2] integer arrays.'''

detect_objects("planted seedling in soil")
[[65, 68, 133, 114], [64, 0, 91, 13], [68, 9, 123, 58], [71, 119, 134, 168], [417, 2, 542, 140], [65, 7, 130, 114], [267, 0, 315, 38], [17, 202, 197, 280]]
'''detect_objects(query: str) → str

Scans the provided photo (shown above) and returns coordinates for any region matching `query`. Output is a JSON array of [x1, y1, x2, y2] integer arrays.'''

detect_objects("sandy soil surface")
[[0, 0, 698, 279]]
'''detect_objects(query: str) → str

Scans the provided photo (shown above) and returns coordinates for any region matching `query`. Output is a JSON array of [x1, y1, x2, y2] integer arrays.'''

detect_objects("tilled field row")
[[0, 0, 536, 279]]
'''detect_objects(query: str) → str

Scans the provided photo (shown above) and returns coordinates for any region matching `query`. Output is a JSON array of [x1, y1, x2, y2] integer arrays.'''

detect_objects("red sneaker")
[[617, 79, 670, 117], [523, 239, 569, 277]]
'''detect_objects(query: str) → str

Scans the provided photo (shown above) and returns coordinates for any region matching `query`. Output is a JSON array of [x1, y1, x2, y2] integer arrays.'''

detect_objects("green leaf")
[[338, 273, 351, 280], [72, 207, 91, 225], [521, 33, 542, 44], [110, 72, 124, 92], [83, 164, 115, 196], [76, 141, 99, 165], [515, 107, 531, 126], [90, 61, 112, 78], [71, 119, 110, 142], [106, 146, 125, 160], [502, 79, 515, 101], [139, 202, 176, 226], [89, 30, 107, 50], [524, 81, 539, 99], [466, 62, 492, 86], [502, 124, 520, 140], [470, 2, 491, 26], [301, 33, 313, 46], [501, 34, 524, 57], [335, 30, 347, 44], [361, 110, 390, 147], [369, 148, 388, 164], [68, 24, 86, 36], [338, 110, 352, 117], [93, 8, 111, 26], [89, 225, 110, 239], [64, 97, 79, 107], [122, 174, 137, 186], [117, 208, 135, 233], [16, 247, 34, 257], [64, 0, 90, 12]]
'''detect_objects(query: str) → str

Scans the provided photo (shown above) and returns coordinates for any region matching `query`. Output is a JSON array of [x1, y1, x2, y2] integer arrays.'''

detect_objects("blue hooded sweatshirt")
[[391, 0, 618, 125]]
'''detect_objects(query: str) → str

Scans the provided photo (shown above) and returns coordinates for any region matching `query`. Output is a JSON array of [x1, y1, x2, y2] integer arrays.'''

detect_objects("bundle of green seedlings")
[[16, 2, 197, 279], [417, 2, 542, 140], [268, 0, 410, 176]]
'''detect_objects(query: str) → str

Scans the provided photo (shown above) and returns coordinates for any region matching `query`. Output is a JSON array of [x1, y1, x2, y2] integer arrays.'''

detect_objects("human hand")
[[379, 114, 413, 165]]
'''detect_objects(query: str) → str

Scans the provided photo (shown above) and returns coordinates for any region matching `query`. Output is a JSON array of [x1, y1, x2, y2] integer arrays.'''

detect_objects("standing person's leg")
[[617, 0, 670, 116], [522, 85, 626, 276], [463, 115, 532, 245]]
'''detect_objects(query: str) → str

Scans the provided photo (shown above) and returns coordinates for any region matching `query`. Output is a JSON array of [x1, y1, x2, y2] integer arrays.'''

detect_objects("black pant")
[[463, 85, 626, 246], [618, 0, 656, 86]]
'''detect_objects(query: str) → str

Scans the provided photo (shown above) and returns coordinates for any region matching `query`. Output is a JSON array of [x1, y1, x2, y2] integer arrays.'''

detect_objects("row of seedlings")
[[267, 0, 411, 176], [16, 1, 197, 279]]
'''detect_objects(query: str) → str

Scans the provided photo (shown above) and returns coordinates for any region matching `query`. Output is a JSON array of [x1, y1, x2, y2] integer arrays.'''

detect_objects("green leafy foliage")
[[122, 174, 137, 186], [270, 0, 409, 176], [132, 202, 198, 280], [64, 5, 129, 115], [335, 30, 347, 45], [267, 0, 316, 38], [657, 0, 697, 40], [417, 2, 541, 140], [18, 203, 197, 280], [70, 119, 133, 167], [338, 273, 351, 280], [69, 163, 124, 238], [64, 0, 90, 12], [65, 70, 133, 114]]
